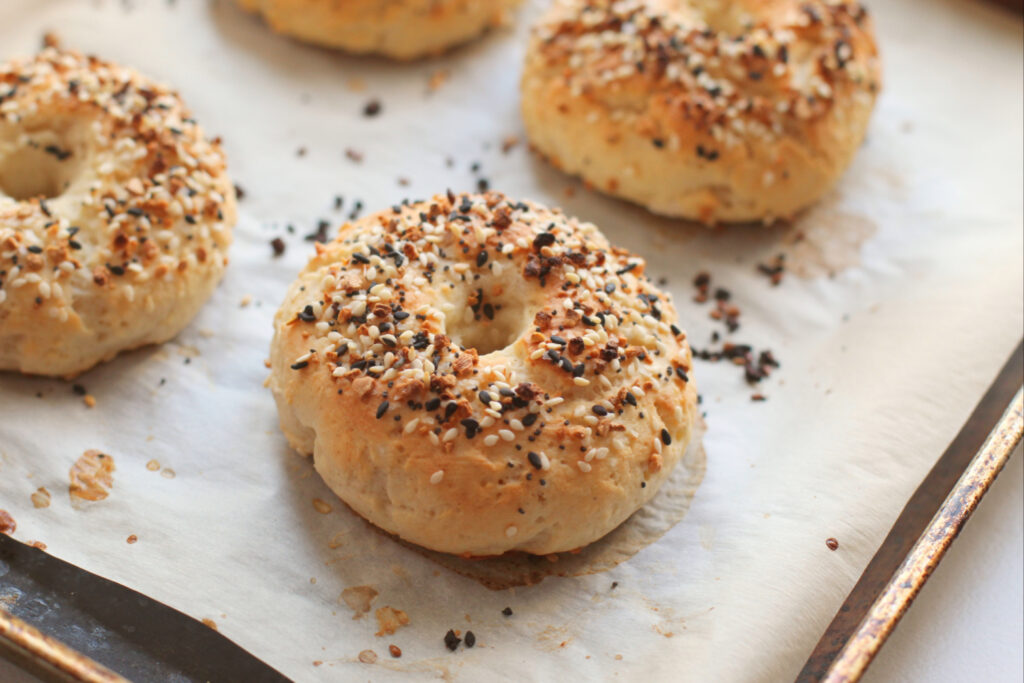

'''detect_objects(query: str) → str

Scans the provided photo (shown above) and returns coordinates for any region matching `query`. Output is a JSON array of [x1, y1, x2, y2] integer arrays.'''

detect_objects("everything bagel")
[[0, 48, 235, 377], [521, 0, 881, 223], [269, 191, 698, 556]]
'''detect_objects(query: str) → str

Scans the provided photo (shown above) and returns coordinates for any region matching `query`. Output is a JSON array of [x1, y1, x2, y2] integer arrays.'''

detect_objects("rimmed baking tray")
[[3, 340, 1021, 683]]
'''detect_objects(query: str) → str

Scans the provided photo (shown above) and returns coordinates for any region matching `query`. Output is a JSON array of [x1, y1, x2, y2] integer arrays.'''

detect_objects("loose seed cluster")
[[278, 190, 694, 488], [534, 0, 880, 156], [0, 48, 233, 324]]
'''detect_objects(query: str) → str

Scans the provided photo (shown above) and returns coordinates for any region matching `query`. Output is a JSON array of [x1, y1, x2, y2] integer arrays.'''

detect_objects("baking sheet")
[[0, 0, 1021, 681]]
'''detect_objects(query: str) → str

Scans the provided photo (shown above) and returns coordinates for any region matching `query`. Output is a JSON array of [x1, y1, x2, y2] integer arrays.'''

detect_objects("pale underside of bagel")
[[236, 0, 522, 60]]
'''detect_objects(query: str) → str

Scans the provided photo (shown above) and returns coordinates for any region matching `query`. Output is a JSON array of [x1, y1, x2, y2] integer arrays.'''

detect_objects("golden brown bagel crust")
[[0, 48, 235, 377], [238, 0, 522, 60], [269, 191, 697, 556], [521, 0, 881, 223]]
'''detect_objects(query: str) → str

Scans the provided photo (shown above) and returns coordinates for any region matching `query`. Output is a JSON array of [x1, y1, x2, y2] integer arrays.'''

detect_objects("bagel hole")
[[444, 282, 528, 356], [0, 125, 85, 201]]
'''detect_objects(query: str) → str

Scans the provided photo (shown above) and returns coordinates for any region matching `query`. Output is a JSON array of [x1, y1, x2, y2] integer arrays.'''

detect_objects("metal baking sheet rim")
[[2, 386, 1021, 682]]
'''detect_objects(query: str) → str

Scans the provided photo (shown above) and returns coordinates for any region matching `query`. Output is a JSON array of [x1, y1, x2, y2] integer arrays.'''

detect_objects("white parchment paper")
[[1, 1, 1021, 681]]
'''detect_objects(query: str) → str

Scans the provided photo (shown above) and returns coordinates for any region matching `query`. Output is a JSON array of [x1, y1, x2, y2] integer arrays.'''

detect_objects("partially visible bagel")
[[268, 190, 698, 556], [521, 0, 881, 223], [237, 0, 522, 60], [0, 48, 235, 377]]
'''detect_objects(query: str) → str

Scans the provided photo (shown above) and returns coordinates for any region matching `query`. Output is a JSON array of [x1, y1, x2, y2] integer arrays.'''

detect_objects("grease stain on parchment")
[[31, 487, 51, 508], [0, 509, 15, 535], [536, 624, 574, 651], [777, 197, 877, 279], [374, 606, 410, 636], [69, 450, 115, 503], [401, 419, 707, 589], [340, 585, 378, 619]]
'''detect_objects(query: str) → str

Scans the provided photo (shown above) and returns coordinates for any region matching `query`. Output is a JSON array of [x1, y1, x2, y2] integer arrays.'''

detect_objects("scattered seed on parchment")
[[428, 69, 449, 91], [313, 498, 332, 514]]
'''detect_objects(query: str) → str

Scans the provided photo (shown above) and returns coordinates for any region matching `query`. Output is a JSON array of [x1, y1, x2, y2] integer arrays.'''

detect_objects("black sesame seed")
[[660, 429, 671, 445], [444, 629, 461, 651], [592, 405, 608, 416], [444, 402, 458, 421], [476, 251, 488, 267], [522, 413, 539, 427], [464, 631, 476, 648], [501, 607, 513, 617], [352, 252, 370, 264], [478, 390, 492, 405], [376, 401, 389, 419], [290, 361, 309, 370], [527, 452, 543, 469], [425, 397, 441, 411]]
